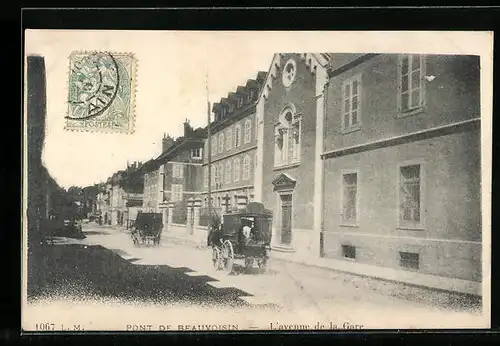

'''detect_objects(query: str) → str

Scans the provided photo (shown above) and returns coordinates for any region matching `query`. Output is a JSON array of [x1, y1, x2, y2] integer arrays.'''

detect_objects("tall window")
[[275, 127, 287, 166], [218, 163, 224, 189], [225, 161, 232, 184], [242, 155, 251, 180], [244, 119, 252, 143], [172, 163, 183, 179], [290, 120, 300, 161], [171, 184, 183, 202], [203, 166, 208, 187], [226, 128, 233, 151], [342, 172, 358, 223], [219, 133, 225, 154], [233, 158, 241, 182], [399, 164, 422, 226], [212, 136, 217, 156], [274, 107, 302, 167], [399, 54, 424, 112], [211, 166, 216, 188], [235, 125, 242, 148], [342, 74, 362, 131]]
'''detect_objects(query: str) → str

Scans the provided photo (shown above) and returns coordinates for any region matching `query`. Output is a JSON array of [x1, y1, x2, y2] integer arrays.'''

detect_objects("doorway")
[[280, 194, 292, 245]]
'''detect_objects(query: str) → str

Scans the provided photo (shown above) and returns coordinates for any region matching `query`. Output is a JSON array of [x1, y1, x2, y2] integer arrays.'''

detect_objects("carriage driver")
[[207, 214, 223, 247]]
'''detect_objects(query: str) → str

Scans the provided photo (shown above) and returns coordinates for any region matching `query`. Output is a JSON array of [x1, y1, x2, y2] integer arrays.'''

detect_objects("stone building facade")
[[254, 52, 482, 292], [201, 71, 267, 216], [255, 53, 330, 259], [156, 122, 206, 233], [321, 53, 481, 283]]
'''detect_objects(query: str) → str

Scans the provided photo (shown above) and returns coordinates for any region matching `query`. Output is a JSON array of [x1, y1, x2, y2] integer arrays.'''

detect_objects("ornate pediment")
[[272, 173, 297, 191]]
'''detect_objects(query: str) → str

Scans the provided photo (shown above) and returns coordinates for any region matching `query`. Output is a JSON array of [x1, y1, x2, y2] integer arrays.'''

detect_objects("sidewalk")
[[159, 226, 482, 298]]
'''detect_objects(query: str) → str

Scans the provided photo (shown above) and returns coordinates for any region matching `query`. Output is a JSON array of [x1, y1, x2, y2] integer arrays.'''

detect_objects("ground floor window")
[[399, 251, 419, 270], [342, 171, 358, 224], [342, 245, 356, 260], [399, 164, 422, 227]]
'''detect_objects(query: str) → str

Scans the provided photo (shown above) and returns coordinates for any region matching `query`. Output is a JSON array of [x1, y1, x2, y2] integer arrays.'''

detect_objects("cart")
[[209, 202, 273, 274], [130, 212, 163, 246]]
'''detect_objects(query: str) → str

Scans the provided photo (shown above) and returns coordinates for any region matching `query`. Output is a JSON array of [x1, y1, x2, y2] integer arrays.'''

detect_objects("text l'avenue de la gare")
[[125, 321, 364, 331]]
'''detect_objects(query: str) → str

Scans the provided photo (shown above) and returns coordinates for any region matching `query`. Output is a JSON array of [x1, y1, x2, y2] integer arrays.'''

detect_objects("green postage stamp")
[[65, 51, 137, 134]]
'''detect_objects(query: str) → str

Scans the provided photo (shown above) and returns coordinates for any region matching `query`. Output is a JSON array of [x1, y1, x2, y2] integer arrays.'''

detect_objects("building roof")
[[154, 121, 206, 164], [208, 70, 267, 132], [258, 53, 330, 101]]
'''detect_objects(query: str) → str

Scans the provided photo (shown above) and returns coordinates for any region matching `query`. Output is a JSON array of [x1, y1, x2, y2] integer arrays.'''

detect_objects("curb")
[[160, 234, 482, 304]]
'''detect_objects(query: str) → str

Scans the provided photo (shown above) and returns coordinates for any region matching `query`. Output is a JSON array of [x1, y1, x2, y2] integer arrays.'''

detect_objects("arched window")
[[235, 125, 242, 147], [225, 161, 232, 184], [243, 155, 251, 180], [274, 104, 302, 167], [244, 119, 252, 143], [233, 158, 241, 182]]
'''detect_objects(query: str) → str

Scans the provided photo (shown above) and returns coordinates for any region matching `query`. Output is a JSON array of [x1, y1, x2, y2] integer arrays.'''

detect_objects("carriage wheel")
[[257, 257, 268, 271], [131, 232, 138, 245], [222, 240, 234, 274]]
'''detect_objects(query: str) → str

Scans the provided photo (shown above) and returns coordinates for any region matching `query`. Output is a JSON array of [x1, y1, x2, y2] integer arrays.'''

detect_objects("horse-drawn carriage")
[[130, 211, 163, 246], [208, 202, 273, 274]]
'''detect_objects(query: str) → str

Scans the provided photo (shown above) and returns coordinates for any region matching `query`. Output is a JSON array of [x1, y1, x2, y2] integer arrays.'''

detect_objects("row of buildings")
[[95, 52, 482, 293]]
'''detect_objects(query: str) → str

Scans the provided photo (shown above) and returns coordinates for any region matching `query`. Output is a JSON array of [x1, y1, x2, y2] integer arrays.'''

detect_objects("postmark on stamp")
[[65, 51, 137, 134]]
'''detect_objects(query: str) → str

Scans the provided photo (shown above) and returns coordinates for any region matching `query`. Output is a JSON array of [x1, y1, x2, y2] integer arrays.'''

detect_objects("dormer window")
[[191, 148, 202, 159], [238, 97, 244, 108], [248, 90, 255, 103]]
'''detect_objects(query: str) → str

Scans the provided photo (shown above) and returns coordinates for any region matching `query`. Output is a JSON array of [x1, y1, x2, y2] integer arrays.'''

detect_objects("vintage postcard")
[[23, 30, 492, 332]]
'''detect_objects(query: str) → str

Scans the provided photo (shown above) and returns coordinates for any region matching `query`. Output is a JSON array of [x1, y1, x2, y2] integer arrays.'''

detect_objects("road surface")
[[24, 223, 486, 331]]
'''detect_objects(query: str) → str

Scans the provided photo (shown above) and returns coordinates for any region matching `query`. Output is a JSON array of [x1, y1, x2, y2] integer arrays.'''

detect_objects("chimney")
[[183, 119, 194, 138], [162, 133, 174, 153]]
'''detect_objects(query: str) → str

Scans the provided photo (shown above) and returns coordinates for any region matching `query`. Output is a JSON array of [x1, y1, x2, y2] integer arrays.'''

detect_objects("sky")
[[24, 30, 492, 189]]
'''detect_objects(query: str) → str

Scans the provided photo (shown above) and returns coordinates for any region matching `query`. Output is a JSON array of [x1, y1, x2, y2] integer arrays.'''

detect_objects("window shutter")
[[420, 55, 426, 108]]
